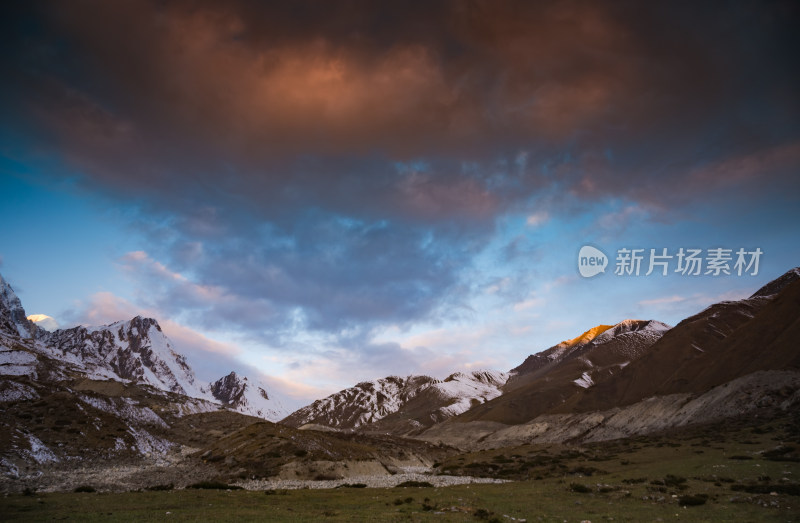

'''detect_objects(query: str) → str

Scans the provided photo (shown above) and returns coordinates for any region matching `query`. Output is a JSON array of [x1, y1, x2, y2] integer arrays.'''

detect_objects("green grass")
[[1, 477, 795, 522]]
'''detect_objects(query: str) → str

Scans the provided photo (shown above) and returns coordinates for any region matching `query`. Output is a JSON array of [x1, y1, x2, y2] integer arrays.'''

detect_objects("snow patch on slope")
[[0, 380, 38, 402], [433, 371, 509, 417], [79, 395, 169, 429], [0, 349, 38, 378], [25, 434, 59, 464], [574, 372, 594, 389]]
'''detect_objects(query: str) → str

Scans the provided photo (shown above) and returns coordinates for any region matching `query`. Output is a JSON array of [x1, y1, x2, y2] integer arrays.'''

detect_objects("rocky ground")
[[1, 454, 507, 493], [238, 469, 510, 490]]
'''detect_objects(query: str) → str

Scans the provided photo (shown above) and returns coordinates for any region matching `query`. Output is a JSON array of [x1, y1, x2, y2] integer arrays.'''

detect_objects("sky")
[[1, 1, 799, 409]]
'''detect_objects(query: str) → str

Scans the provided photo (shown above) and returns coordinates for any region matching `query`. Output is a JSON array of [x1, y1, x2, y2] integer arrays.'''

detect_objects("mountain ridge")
[[419, 266, 800, 448], [0, 272, 286, 421], [282, 369, 508, 433]]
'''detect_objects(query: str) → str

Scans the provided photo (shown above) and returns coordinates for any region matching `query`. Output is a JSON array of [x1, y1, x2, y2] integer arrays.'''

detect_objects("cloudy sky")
[[1, 1, 798, 408]]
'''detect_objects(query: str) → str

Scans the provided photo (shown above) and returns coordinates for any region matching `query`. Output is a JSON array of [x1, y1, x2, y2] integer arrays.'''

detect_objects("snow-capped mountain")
[[205, 371, 286, 421], [455, 319, 671, 426], [507, 319, 671, 390], [565, 266, 800, 412], [0, 272, 287, 421], [283, 370, 508, 433], [0, 273, 35, 338], [446, 267, 800, 433], [42, 316, 206, 398], [283, 319, 670, 435]]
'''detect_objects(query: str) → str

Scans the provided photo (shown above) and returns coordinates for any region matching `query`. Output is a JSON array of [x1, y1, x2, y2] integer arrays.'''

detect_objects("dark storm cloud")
[[5, 1, 798, 208], [2, 0, 799, 342]]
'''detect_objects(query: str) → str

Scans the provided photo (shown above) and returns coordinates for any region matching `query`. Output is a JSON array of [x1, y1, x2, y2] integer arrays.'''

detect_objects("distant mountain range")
[[1, 267, 799, 491], [0, 273, 286, 421], [420, 267, 800, 448], [280, 268, 800, 450], [282, 370, 508, 434]]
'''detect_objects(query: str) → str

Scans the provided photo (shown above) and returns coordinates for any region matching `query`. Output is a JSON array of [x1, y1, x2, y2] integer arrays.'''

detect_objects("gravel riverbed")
[[237, 471, 510, 490]]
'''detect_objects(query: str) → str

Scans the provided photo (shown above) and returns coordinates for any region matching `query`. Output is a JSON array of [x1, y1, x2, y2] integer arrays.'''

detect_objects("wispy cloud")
[[637, 295, 686, 307], [526, 211, 549, 227]]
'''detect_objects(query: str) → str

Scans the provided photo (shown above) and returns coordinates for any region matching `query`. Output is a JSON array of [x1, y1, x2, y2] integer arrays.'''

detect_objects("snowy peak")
[[283, 375, 432, 430], [208, 371, 249, 405], [509, 319, 670, 381], [205, 371, 286, 421], [750, 267, 800, 298], [443, 370, 507, 387], [589, 319, 671, 345], [282, 370, 508, 433], [0, 273, 35, 338], [45, 316, 287, 420], [424, 370, 509, 418], [43, 315, 203, 399], [560, 324, 615, 349], [0, 271, 287, 421]]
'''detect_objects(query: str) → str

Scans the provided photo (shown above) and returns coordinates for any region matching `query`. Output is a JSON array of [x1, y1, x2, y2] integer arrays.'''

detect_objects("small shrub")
[[314, 474, 339, 481], [569, 483, 591, 493], [663, 474, 687, 487], [622, 477, 647, 484], [678, 494, 708, 506], [187, 481, 242, 490], [337, 483, 367, 488], [22, 487, 36, 496], [728, 455, 753, 460], [568, 466, 604, 476], [264, 489, 289, 495], [146, 484, 174, 491], [294, 449, 308, 457], [74, 485, 96, 493], [763, 446, 799, 462], [395, 480, 433, 488], [474, 507, 492, 519], [731, 483, 800, 496]]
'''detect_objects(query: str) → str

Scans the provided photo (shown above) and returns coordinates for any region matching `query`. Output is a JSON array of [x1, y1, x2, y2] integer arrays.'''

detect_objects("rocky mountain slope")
[[41, 316, 205, 398], [457, 319, 671, 425], [283, 318, 669, 435], [282, 370, 508, 434], [507, 319, 671, 387], [205, 371, 285, 421], [560, 267, 800, 414], [0, 272, 287, 421], [421, 267, 800, 448]]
